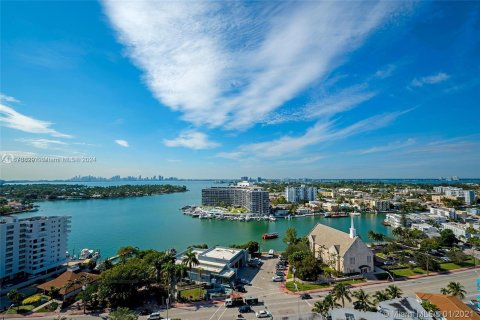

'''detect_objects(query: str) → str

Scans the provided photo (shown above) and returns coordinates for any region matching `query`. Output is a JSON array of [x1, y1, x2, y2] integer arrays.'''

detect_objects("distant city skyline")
[[1, 1, 479, 180]]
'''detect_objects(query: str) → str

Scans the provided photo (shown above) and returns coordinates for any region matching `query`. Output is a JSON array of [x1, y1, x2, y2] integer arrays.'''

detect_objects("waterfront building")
[[285, 185, 317, 203], [0, 215, 71, 282], [322, 202, 339, 212], [416, 292, 480, 320], [308, 217, 374, 274], [369, 200, 390, 211], [176, 246, 247, 284], [384, 213, 410, 228], [430, 207, 457, 220], [201, 186, 269, 214]]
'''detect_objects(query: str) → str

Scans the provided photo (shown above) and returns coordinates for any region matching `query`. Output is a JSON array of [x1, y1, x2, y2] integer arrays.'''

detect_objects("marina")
[[13, 181, 394, 258]]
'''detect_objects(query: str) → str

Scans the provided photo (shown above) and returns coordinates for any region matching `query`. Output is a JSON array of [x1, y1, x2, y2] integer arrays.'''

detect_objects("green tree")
[[283, 227, 298, 245], [182, 248, 199, 279], [7, 289, 24, 308], [372, 290, 389, 305], [117, 246, 139, 263], [98, 258, 154, 307], [352, 289, 373, 312], [446, 248, 467, 264], [331, 283, 352, 307], [312, 294, 340, 318], [385, 285, 402, 299], [446, 282, 466, 299], [109, 307, 138, 320], [421, 300, 439, 314], [439, 229, 456, 247]]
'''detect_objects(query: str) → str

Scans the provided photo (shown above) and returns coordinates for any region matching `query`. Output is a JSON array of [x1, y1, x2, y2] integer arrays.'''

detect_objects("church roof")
[[308, 223, 362, 257]]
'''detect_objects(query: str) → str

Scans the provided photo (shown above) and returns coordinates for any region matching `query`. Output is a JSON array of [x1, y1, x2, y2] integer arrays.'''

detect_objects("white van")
[[268, 249, 275, 257]]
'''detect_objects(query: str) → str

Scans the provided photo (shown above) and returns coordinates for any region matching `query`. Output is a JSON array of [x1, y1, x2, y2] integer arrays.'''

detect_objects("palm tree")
[[7, 289, 24, 309], [446, 282, 466, 299], [352, 289, 373, 312], [421, 300, 439, 314], [385, 285, 402, 299], [47, 286, 60, 299], [331, 283, 352, 307], [182, 248, 199, 280], [312, 294, 340, 318], [440, 287, 449, 295], [372, 290, 389, 305]]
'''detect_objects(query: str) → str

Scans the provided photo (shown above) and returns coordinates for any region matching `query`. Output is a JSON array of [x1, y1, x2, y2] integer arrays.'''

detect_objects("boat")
[[79, 248, 94, 259], [262, 232, 279, 240], [350, 211, 361, 216], [269, 215, 277, 221]]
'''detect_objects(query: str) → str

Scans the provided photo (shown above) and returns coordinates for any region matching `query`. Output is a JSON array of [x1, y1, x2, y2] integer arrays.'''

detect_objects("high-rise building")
[[240, 176, 249, 181], [202, 186, 269, 214], [1, 215, 71, 281], [285, 185, 317, 203]]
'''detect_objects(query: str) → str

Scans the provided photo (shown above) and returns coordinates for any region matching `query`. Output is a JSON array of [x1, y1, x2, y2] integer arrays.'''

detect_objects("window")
[[350, 257, 355, 264], [345, 313, 355, 320]]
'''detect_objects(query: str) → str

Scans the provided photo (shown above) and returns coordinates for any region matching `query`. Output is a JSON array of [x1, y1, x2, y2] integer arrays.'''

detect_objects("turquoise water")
[[14, 181, 391, 258]]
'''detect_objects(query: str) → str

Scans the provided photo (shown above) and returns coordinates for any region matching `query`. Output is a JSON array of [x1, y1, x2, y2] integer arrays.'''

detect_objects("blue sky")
[[1, 1, 479, 179]]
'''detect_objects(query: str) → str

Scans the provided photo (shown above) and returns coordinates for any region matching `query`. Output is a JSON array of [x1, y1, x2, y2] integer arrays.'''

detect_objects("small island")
[[0, 184, 188, 215]]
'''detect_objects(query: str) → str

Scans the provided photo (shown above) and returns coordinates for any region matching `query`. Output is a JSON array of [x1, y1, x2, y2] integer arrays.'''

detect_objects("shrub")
[[22, 293, 48, 306]]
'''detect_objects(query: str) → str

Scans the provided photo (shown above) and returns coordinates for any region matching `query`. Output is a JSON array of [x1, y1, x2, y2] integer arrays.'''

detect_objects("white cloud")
[[16, 138, 67, 149], [218, 110, 409, 160], [374, 65, 396, 79], [348, 138, 416, 155], [103, 1, 406, 130], [163, 131, 219, 150], [263, 85, 376, 125], [0, 93, 20, 103], [115, 140, 129, 148], [0, 104, 71, 138], [411, 72, 449, 87]]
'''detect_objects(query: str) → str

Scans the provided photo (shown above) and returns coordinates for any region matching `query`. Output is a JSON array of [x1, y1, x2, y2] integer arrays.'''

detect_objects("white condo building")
[[433, 186, 476, 205], [285, 185, 317, 203], [1, 215, 71, 281]]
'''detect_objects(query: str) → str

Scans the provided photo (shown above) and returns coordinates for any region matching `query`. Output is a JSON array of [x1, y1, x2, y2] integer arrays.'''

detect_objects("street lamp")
[[3, 304, 14, 320], [82, 285, 87, 314]]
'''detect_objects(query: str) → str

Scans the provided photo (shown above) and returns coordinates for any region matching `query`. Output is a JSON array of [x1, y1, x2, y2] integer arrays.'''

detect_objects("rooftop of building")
[[37, 271, 98, 295], [416, 292, 480, 320], [308, 223, 360, 257]]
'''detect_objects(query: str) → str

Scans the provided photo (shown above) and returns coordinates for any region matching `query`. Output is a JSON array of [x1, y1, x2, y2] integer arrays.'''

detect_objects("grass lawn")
[[179, 288, 206, 301], [391, 267, 427, 277], [440, 258, 476, 270], [286, 279, 365, 292], [4, 305, 35, 314]]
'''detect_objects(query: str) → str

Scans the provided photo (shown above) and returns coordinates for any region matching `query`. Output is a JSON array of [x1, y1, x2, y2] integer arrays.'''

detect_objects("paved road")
[[7, 258, 479, 320]]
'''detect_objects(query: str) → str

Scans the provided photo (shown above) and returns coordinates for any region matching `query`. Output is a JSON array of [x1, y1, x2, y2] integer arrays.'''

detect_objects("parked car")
[[256, 310, 272, 318], [140, 309, 152, 315], [408, 260, 416, 265], [238, 305, 252, 313], [239, 278, 251, 285], [148, 312, 161, 320], [440, 257, 451, 262], [383, 260, 394, 265], [300, 293, 312, 300], [272, 275, 284, 282]]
